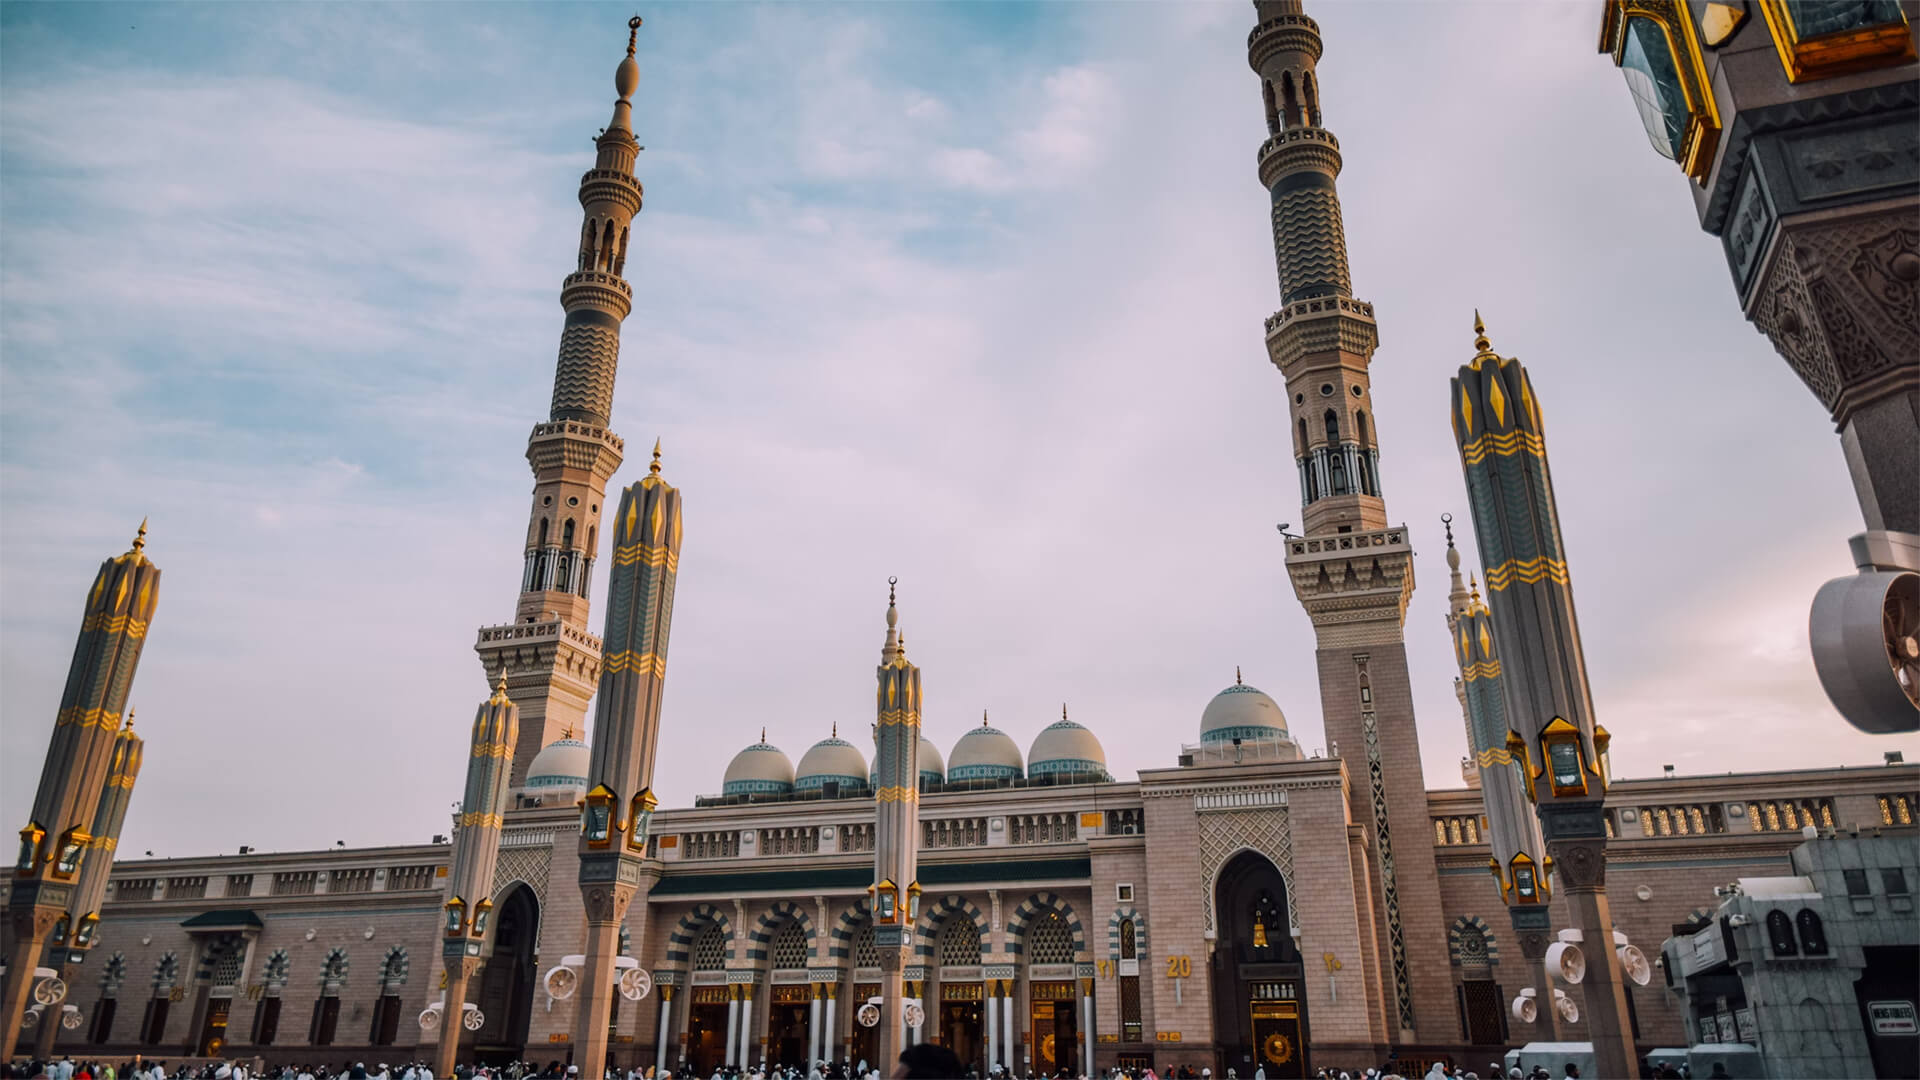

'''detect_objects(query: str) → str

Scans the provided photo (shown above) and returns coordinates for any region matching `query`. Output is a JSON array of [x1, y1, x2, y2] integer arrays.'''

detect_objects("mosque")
[[5, 3, 1916, 1078]]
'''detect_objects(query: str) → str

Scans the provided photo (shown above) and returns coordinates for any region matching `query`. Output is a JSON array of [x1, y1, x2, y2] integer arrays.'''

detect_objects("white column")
[[1081, 989, 1093, 1077], [985, 985, 999, 1072], [725, 994, 740, 1067], [809, 992, 823, 1065], [1006, 983, 1021, 1068], [824, 991, 838, 1065], [655, 993, 672, 1076], [909, 984, 923, 1045], [739, 990, 754, 1068]]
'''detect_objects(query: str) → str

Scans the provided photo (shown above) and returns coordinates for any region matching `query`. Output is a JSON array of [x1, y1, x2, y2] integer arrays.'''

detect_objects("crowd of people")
[[1, 1054, 1715, 1080]]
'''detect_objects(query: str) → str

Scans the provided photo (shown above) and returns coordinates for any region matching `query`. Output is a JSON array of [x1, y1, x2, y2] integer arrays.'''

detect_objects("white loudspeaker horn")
[[856, 1004, 881, 1028], [21, 1006, 40, 1029], [1617, 944, 1653, 987], [1545, 941, 1586, 984], [462, 1005, 486, 1031], [1510, 994, 1537, 1024], [618, 968, 653, 1002], [903, 1002, 925, 1028], [418, 1006, 444, 1032], [544, 965, 580, 1001], [1555, 992, 1580, 1024], [62, 1008, 84, 1030]]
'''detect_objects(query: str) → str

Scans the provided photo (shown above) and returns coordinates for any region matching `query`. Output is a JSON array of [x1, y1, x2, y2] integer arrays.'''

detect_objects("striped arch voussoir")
[[1005, 891, 1085, 957], [1106, 907, 1150, 962], [1447, 914, 1500, 966], [666, 902, 732, 966], [913, 894, 986, 958], [827, 898, 872, 960], [746, 899, 818, 962]]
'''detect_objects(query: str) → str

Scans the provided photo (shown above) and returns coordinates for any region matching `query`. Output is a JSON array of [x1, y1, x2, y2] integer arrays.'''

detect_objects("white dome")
[[867, 734, 947, 787], [722, 739, 795, 796], [795, 736, 868, 791], [1200, 677, 1289, 743], [525, 735, 589, 790], [949, 724, 1023, 782], [1028, 718, 1109, 781]]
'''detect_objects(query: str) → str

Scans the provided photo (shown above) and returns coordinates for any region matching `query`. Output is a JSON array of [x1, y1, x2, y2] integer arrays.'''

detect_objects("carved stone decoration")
[[583, 884, 635, 925], [1550, 840, 1607, 890], [1515, 931, 1551, 961]]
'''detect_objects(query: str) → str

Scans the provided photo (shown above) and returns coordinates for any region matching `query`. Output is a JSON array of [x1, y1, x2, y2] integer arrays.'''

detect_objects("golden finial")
[[1442, 512, 1455, 547], [627, 15, 642, 57], [130, 517, 149, 555], [1472, 310, 1493, 356], [760, 726, 767, 744], [649, 437, 662, 476], [1061, 702, 1069, 723], [491, 671, 512, 706], [1469, 576, 1481, 604], [1236, 666, 1243, 685], [124, 707, 136, 730], [981, 709, 990, 729]]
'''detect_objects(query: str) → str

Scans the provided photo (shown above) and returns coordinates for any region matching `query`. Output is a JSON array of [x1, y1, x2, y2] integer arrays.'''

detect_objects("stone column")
[[810, 984, 823, 1064], [577, 884, 634, 1079], [1002, 989, 1015, 1072], [655, 988, 672, 1076], [435, 956, 483, 1076], [823, 984, 838, 1065], [1080, 977, 1094, 1076], [986, 982, 999, 1068], [725, 987, 740, 1067], [738, 983, 754, 1067]]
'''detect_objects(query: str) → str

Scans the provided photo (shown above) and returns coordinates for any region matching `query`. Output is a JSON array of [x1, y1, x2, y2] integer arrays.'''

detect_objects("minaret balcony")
[[578, 169, 643, 215], [526, 420, 625, 479], [560, 270, 634, 319], [1247, 15, 1322, 72], [1257, 128, 1341, 189], [1264, 296, 1378, 371], [476, 617, 603, 654], [1283, 525, 1416, 633]]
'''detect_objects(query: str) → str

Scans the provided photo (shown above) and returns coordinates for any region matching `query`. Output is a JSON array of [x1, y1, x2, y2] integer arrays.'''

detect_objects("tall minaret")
[[1440, 523, 1558, 1039], [1248, 0, 1448, 1042], [871, 581, 923, 1071], [435, 674, 518, 1077], [573, 448, 684, 1077], [1450, 314, 1633, 1075], [476, 15, 648, 784], [2, 523, 161, 1060], [35, 714, 144, 1057]]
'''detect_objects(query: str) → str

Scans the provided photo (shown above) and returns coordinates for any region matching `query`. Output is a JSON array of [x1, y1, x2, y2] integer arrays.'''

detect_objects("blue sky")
[[1, 2, 1900, 857]]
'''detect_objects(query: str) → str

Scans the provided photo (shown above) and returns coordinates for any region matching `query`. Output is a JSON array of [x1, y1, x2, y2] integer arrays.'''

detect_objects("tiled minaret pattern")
[[872, 583, 923, 1069], [1441, 523, 1559, 1039], [476, 16, 649, 784], [435, 675, 519, 1077], [36, 716, 144, 1058], [2, 524, 161, 1060], [1249, 0, 1448, 1042], [574, 449, 684, 1077], [1450, 315, 1634, 1076]]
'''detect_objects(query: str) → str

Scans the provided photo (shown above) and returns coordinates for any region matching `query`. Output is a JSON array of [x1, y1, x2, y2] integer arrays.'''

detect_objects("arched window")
[[852, 922, 879, 969], [691, 925, 727, 971], [601, 221, 618, 271], [614, 227, 630, 275], [1262, 80, 1279, 136], [1302, 72, 1321, 126], [1766, 909, 1798, 956], [1119, 919, 1136, 961], [1297, 416, 1310, 455], [580, 219, 597, 271], [1795, 908, 1828, 956], [562, 519, 576, 550], [937, 916, 982, 967], [1329, 450, 1349, 495], [1280, 72, 1302, 129], [1325, 410, 1340, 444], [1357, 451, 1375, 496], [769, 922, 808, 971], [1356, 410, 1369, 448], [1026, 912, 1075, 965]]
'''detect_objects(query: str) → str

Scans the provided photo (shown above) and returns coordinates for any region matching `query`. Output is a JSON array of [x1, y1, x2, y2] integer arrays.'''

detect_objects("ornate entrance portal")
[[1029, 982, 1079, 1076], [684, 989, 729, 1075], [473, 885, 538, 1063], [1210, 852, 1309, 1079]]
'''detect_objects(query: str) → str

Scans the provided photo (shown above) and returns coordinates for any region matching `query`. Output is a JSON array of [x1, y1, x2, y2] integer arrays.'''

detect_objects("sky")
[[1, 1, 1907, 860]]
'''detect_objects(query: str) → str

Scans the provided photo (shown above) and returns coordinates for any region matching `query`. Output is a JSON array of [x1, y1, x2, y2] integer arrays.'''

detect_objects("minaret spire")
[[476, 16, 649, 782], [870, 578, 923, 1070]]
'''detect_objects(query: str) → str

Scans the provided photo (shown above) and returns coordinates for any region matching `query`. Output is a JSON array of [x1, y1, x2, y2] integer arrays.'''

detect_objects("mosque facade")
[[6, 2, 1919, 1078]]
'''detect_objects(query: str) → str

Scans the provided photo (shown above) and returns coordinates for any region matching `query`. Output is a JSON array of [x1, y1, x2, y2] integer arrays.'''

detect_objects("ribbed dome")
[[524, 735, 590, 790], [1200, 676, 1289, 743], [949, 723, 1023, 782], [871, 735, 947, 788], [722, 738, 795, 796], [1028, 716, 1110, 781], [795, 736, 868, 792]]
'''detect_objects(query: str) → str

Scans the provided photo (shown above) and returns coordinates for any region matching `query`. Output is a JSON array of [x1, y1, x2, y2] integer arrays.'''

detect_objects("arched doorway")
[[474, 885, 539, 1064], [684, 924, 731, 1075], [933, 914, 984, 1075], [1210, 851, 1310, 1079], [763, 921, 813, 1070]]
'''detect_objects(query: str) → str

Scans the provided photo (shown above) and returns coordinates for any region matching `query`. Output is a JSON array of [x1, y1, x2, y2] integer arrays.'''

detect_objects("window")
[[1844, 869, 1872, 896], [1116, 883, 1134, 903], [331, 868, 374, 894], [252, 997, 282, 1046], [1766, 909, 1798, 956], [769, 922, 809, 970], [938, 917, 982, 967], [271, 871, 316, 896], [1796, 908, 1829, 955], [1027, 912, 1075, 965], [141, 998, 171, 1045], [1620, 18, 1688, 160], [1762, 0, 1912, 81], [852, 922, 879, 969], [166, 876, 207, 899], [1119, 919, 1142, 1043], [310, 996, 340, 1046], [1883, 868, 1910, 896], [89, 998, 117, 1044], [225, 874, 254, 897], [370, 994, 402, 1045], [388, 864, 436, 891], [692, 925, 727, 971]]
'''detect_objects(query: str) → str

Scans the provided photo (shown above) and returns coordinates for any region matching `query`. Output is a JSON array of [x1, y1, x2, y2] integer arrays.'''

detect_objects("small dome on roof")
[[722, 732, 795, 796], [1028, 708, 1110, 782], [949, 716, 1023, 782], [1200, 670, 1289, 743], [796, 732, 868, 792], [525, 732, 590, 791]]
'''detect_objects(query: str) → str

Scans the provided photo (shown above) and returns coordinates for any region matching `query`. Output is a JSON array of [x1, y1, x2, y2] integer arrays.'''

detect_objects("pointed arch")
[[1447, 915, 1499, 969], [827, 897, 872, 960], [746, 898, 818, 962], [1302, 71, 1321, 126], [1262, 79, 1280, 135], [580, 218, 598, 271], [666, 902, 733, 965], [1005, 891, 1086, 957], [614, 226, 631, 276], [1355, 410, 1369, 448], [912, 893, 986, 958], [601, 220, 618, 271], [1296, 416, 1310, 454], [1280, 71, 1302, 129], [1106, 907, 1150, 961]]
